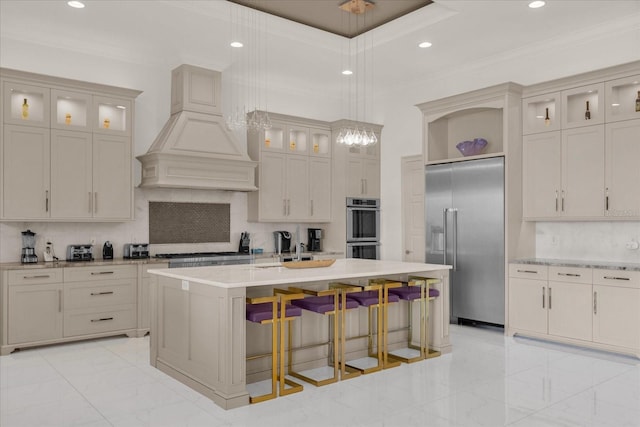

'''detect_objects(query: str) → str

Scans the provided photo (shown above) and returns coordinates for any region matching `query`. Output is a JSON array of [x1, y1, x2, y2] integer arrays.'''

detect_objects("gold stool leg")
[[278, 293, 304, 396], [247, 296, 278, 404]]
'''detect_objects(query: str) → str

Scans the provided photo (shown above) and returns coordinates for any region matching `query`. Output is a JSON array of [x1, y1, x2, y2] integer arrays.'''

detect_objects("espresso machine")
[[307, 228, 323, 252], [21, 229, 38, 264]]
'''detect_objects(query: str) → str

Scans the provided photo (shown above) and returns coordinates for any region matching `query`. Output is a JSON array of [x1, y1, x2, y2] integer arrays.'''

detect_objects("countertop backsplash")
[[0, 188, 329, 263], [536, 221, 640, 263]]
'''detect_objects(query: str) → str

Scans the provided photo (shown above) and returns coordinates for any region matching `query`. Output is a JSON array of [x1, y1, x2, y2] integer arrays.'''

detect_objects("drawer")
[[64, 265, 136, 282], [509, 264, 548, 280], [63, 304, 136, 337], [7, 268, 63, 285], [548, 266, 592, 284], [593, 269, 640, 289], [142, 263, 168, 277], [64, 279, 136, 309]]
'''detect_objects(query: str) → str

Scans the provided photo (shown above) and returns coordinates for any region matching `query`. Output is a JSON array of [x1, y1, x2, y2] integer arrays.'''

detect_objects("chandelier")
[[226, 4, 272, 133], [336, 0, 378, 147]]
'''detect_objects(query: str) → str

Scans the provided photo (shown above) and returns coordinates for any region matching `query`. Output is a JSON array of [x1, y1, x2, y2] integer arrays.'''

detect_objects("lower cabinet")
[[508, 263, 640, 357], [1, 263, 155, 354]]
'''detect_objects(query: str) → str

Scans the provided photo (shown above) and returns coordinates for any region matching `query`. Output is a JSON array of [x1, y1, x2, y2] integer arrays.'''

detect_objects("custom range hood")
[[137, 64, 257, 191]]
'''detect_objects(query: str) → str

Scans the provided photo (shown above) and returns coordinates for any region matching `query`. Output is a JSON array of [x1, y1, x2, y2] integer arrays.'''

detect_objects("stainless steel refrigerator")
[[425, 157, 505, 326]]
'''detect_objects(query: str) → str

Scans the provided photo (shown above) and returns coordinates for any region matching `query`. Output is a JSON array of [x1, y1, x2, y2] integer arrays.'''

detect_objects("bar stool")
[[286, 285, 361, 386], [344, 281, 401, 372], [245, 292, 305, 403], [385, 277, 441, 363]]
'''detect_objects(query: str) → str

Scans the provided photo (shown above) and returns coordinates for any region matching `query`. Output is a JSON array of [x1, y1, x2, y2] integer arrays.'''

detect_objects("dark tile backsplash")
[[149, 202, 230, 244]]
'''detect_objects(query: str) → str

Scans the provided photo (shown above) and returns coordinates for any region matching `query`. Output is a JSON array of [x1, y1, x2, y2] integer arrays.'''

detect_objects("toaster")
[[66, 244, 94, 262], [123, 243, 149, 259]]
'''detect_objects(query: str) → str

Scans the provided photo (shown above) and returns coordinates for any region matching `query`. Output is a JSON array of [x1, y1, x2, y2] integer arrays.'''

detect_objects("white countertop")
[[148, 258, 451, 289]]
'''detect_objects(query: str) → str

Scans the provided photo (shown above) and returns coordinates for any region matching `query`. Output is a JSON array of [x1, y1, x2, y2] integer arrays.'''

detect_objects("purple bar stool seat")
[[291, 295, 359, 314], [387, 287, 440, 301], [247, 302, 303, 323], [347, 290, 400, 307]]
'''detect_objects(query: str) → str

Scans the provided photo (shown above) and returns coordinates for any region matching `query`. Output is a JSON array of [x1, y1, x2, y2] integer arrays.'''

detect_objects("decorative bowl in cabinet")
[[456, 138, 488, 156]]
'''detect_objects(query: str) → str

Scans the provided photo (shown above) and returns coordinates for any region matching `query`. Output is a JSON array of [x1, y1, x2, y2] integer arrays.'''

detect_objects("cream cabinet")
[[6, 269, 63, 345], [0, 68, 140, 222], [522, 63, 640, 221], [346, 141, 380, 198], [592, 269, 640, 350], [1, 264, 146, 355], [247, 112, 332, 223], [523, 126, 605, 219], [605, 119, 640, 218], [508, 264, 548, 334], [140, 262, 168, 331], [1, 125, 51, 219], [546, 266, 593, 341], [508, 263, 640, 358]]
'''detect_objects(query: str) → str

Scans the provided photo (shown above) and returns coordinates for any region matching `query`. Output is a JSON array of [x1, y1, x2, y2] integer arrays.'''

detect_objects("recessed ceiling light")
[[611, 103, 620, 107], [528, 1, 546, 8], [116, 105, 126, 110], [342, 70, 353, 76], [418, 41, 432, 49], [230, 41, 243, 48], [67, 1, 85, 8]]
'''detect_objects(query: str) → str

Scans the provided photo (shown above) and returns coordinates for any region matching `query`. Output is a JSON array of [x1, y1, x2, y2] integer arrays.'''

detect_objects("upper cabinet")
[[0, 68, 141, 222], [418, 83, 522, 164], [521, 61, 640, 221], [605, 74, 640, 123], [247, 112, 332, 223]]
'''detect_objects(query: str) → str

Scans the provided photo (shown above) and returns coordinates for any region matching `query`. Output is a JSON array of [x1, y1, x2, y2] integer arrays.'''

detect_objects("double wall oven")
[[346, 197, 380, 259]]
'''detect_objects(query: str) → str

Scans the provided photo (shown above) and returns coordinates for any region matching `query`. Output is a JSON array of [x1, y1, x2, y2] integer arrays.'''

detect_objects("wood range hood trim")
[[137, 64, 257, 192]]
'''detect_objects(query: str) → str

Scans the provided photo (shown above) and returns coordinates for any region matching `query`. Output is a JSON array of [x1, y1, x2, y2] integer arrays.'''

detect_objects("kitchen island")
[[148, 258, 451, 409]]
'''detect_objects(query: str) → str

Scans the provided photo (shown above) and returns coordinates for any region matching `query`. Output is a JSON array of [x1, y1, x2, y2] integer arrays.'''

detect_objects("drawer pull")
[[90, 291, 114, 296], [23, 274, 51, 279], [90, 317, 114, 323], [557, 273, 580, 277], [542, 287, 545, 308], [603, 276, 630, 281], [91, 271, 115, 275], [517, 269, 538, 274], [594, 291, 597, 315]]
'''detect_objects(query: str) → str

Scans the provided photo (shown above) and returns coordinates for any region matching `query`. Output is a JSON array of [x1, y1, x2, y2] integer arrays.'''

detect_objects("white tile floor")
[[1, 325, 639, 427]]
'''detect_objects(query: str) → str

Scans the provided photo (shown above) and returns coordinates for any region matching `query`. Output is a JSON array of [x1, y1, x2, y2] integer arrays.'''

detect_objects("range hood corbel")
[[137, 64, 257, 191]]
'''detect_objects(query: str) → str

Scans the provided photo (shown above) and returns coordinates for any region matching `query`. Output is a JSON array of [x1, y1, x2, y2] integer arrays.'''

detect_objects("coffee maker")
[[238, 232, 250, 254], [273, 231, 291, 254], [21, 229, 38, 264], [307, 228, 323, 252]]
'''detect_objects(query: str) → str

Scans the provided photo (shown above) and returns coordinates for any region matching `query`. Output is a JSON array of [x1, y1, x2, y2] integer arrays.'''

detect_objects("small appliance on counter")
[[102, 241, 114, 260], [273, 231, 291, 255], [123, 243, 149, 259], [21, 229, 38, 264], [66, 244, 93, 262], [307, 228, 323, 252], [43, 241, 57, 262], [238, 232, 250, 254]]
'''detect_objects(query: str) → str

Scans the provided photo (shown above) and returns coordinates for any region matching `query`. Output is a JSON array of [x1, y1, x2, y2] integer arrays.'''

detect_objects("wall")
[[377, 18, 640, 261]]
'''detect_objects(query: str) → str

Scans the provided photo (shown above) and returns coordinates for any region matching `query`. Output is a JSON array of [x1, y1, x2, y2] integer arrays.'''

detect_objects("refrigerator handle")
[[452, 208, 458, 271], [443, 208, 448, 265]]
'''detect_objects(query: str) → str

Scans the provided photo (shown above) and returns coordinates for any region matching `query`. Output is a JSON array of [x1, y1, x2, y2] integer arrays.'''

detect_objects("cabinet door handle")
[[605, 187, 609, 211], [94, 192, 98, 213], [593, 291, 597, 315], [561, 190, 565, 212], [46, 190, 49, 212], [517, 269, 538, 274], [90, 291, 114, 296], [58, 290, 62, 312], [557, 273, 580, 277], [555, 190, 558, 212], [91, 271, 114, 275], [23, 274, 51, 279], [542, 287, 545, 308], [548, 287, 552, 309], [603, 276, 630, 281], [90, 317, 114, 323], [89, 192, 92, 213]]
